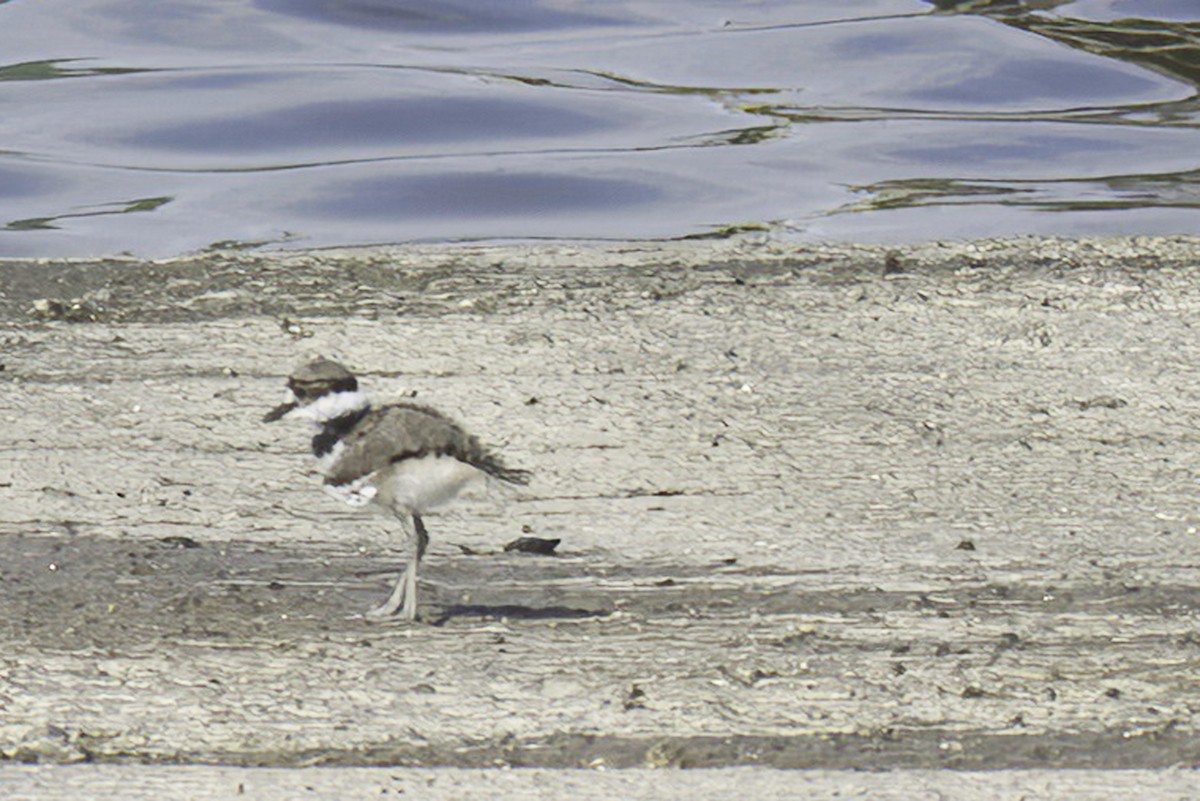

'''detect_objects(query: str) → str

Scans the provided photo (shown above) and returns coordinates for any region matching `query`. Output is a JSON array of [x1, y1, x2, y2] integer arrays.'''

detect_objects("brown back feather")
[[323, 402, 530, 486]]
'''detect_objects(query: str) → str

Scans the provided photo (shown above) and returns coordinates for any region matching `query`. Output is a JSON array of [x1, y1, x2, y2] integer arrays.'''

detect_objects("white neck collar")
[[288, 390, 370, 423]]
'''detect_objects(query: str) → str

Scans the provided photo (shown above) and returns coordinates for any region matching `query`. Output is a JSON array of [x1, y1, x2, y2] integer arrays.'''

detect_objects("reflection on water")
[[6, 196, 170, 233], [0, 167, 55, 199], [303, 172, 661, 220], [0, 0, 1197, 257], [255, 0, 631, 33], [124, 97, 615, 153]]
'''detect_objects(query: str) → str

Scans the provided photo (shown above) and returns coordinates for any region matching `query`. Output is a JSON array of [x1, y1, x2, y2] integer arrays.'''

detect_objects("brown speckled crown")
[[287, 357, 358, 401]]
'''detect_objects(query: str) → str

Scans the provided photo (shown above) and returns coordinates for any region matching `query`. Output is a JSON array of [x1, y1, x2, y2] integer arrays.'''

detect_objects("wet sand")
[[2, 237, 1200, 794]]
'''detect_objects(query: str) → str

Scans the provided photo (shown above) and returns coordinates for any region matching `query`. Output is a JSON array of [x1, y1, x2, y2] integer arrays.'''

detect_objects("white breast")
[[372, 454, 484, 514], [319, 453, 483, 514]]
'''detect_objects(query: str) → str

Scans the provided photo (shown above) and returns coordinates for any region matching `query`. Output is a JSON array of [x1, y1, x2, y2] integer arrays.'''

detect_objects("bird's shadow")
[[427, 604, 610, 626]]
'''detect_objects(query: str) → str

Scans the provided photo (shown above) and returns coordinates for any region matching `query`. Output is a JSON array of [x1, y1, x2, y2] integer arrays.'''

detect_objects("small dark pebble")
[[956, 539, 976, 551], [654, 578, 677, 587], [962, 686, 986, 699], [1105, 687, 1122, 699], [504, 536, 560, 555], [1076, 396, 1127, 411], [159, 535, 201, 549], [777, 631, 817, 648], [267, 581, 286, 591]]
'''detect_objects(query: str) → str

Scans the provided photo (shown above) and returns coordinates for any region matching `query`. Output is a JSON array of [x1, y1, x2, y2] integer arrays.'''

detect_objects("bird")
[[263, 356, 531, 620]]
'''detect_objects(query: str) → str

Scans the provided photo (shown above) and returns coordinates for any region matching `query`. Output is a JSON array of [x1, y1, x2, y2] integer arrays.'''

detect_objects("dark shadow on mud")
[[428, 604, 610, 625]]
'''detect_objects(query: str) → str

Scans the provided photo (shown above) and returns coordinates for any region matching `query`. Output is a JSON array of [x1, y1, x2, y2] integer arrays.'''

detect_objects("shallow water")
[[0, 0, 1197, 257]]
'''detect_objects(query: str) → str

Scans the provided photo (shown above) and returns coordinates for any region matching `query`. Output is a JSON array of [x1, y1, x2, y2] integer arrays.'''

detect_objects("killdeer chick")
[[264, 357, 531, 620]]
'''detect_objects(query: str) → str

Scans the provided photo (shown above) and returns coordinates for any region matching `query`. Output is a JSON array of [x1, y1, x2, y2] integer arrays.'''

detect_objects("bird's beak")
[[263, 401, 298, 423]]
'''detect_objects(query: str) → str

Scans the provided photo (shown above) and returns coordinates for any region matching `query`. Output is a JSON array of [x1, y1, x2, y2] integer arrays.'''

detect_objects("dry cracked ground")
[[2, 237, 1200, 798]]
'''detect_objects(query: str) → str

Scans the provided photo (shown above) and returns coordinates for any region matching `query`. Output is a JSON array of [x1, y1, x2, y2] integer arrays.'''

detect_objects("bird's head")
[[263, 356, 365, 423]]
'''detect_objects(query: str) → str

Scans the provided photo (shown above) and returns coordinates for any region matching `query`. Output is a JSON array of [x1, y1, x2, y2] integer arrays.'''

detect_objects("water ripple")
[[0, 0, 1197, 256]]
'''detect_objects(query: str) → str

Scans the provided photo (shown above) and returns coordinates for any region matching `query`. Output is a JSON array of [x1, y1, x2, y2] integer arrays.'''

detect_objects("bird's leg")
[[364, 511, 422, 620], [414, 514, 429, 560], [398, 513, 421, 621]]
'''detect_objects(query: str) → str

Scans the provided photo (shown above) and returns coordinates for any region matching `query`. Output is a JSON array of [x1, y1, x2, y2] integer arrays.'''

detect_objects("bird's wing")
[[323, 404, 464, 486], [324, 402, 529, 486]]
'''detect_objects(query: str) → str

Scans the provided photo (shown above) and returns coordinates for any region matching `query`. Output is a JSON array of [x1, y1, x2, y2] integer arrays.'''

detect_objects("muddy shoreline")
[[3, 236, 1200, 793]]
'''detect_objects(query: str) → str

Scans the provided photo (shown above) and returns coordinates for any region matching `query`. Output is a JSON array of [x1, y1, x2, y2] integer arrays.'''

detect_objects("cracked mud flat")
[[2, 237, 1200, 796]]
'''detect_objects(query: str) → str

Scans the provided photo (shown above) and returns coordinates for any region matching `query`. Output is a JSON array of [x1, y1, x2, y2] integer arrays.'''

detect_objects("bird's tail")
[[491, 465, 533, 486], [473, 453, 532, 485], [469, 441, 532, 486]]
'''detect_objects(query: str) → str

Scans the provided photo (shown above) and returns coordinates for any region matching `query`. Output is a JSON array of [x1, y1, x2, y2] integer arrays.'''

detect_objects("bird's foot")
[[363, 597, 419, 621], [363, 557, 420, 621], [363, 602, 401, 620]]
